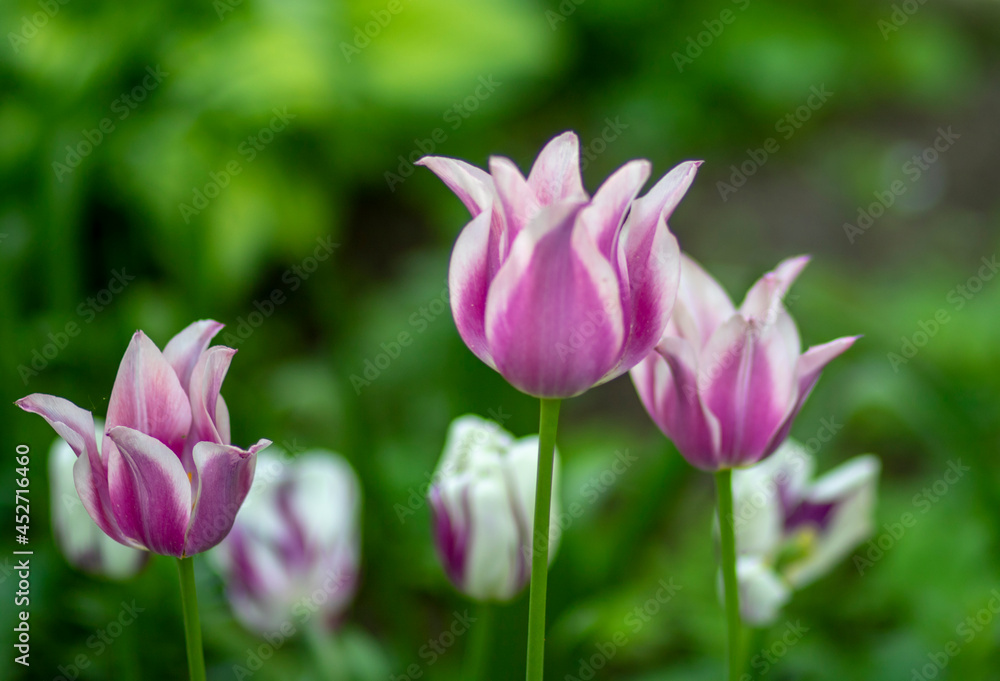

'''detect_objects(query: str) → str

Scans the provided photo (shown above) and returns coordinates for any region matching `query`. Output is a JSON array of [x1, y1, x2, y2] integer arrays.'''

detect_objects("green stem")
[[303, 623, 348, 681], [462, 603, 493, 681], [176, 557, 207, 681], [525, 398, 561, 681], [715, 470, 741, 681]]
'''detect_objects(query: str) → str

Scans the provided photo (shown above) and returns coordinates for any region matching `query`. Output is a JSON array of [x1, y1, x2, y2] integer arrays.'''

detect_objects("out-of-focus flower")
[[17, 320, 270, 557], [428, 415, 561, 602], [631, 255, 859, 470], [418, 132, 700, 398], [49, 422, 148, 579], [727, 441, 880, 625], [211, 449, 361, 633]]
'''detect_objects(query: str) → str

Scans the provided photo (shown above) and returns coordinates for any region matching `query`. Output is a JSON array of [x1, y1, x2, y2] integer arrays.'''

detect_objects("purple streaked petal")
[[526, 131, 588, 205], [105, 331, 192, 459], [163, 319, 224, 393], [447, 208, 496, 368], [183, 439, 268, 555], [581, 159, 651, 259], [485, 202, 624, 397], [672, 254, 737, 348], [16, 394, 126, 543], [415, 156, 494, 217], [621, 160, 701, 251], [489, 155, 540, 248], [429, 485, 470, 587], [188, 345, 236, 446], [739, 255, 810, 323], [106, 426, 192, 556], [630, 338, 722, 470]]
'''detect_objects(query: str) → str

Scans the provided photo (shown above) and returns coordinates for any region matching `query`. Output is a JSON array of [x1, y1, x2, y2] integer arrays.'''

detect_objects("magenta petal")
[[16, 394, 125, 543], [184, 439, 268, 555], [489, 156, 540, 247], [485, 202, 624, 397], [624, 161, 701, 244], [701, 314, 799, 467], [630, 339, 722, 470], [581, 159, 651, 257], [672, 255, 737, 348], [163, 320, 224, 392], [415, 156, 494, 217], [526, 131, 588, 205], [105, 331, 192, 459], [448, 209, 497, 368], [106, 426, 192, 556], [189, 345, 236, 446], [739, 255, 811, 322]]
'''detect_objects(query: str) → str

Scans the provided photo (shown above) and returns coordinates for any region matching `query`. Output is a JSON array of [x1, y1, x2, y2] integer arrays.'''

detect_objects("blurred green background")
[[2, 0, 1000, 678]]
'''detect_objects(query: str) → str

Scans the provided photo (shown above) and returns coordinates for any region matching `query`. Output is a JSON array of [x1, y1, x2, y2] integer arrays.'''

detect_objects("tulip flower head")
[[418, 132, 701, 398], [49, 423, 148, 579], [631, 255, 859, 470], [211, 449, 361, 633], [727, 441, 879, 625], [17, 320, 270, 557], [428, 415, 561, 602]]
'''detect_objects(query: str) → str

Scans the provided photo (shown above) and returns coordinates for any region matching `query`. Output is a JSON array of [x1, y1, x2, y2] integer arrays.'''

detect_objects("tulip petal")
[[736, 556, 790, 626], [189, 345, 236, 446], [429, 485, 472, 587], [631, 338, 721, 470], [163, 319, 224, 392], [622, 160, 701, 246], [526, 131, 588, 205], [701, 313, 800, 467], [183, 439, 268, 555], [485, 202, 625, 397], [107, 426, 193, 556], [672, 255, 737, 348], [16, 394, 127, 543], [489, 156, 540, 249], [739, 256, 810, 323], [581, 159, 651, 258], [105, 331, 192, 460], [448, 209, 497, 368], [415, 155, 495, 217]]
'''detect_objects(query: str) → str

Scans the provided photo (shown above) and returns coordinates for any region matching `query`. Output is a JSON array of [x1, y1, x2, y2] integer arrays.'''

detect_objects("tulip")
[[418, 132, 700, 398], [17, 320, 270, 557], [49, 422, 148, 579], [631, 254, 860, 471], [211, 449, 361, 634], [428, 415, 561, 602], [728, 441, 880, 625]]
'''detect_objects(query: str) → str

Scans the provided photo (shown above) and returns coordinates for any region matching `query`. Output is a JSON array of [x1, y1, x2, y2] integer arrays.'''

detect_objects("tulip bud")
[[428, 415, 561, 602], [211, 449, 361, 634], [49, 422, 148, 579], [725, 441, 880, 625]]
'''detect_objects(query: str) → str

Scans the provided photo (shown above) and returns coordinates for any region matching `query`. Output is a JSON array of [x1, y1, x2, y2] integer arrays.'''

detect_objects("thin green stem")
[[462, 603, 493, 681], [176, 557, 207, 681], [525, 398, 561, 681], [715, 470, 741, 681]]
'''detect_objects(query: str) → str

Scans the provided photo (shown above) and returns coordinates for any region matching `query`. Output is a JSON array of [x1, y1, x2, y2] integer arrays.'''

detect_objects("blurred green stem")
[[462, 603, 493, 680], [176, 557, 207, 681], [715, 470, 741, 681], [526, 398, 561, 681], [304, 623, 348, 681]]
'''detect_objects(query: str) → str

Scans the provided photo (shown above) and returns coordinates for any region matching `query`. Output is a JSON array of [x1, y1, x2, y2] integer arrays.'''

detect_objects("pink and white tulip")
[[418, 132, 700, 398], [728, 441, 880, 625], [631, 255, 859, 470], [17, 320, 270, 557], [211, 449, 361, 633]]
